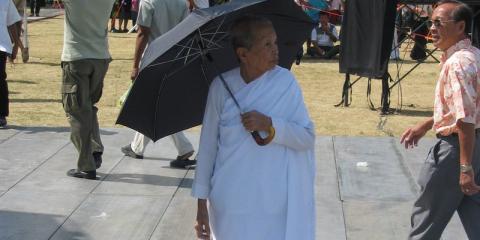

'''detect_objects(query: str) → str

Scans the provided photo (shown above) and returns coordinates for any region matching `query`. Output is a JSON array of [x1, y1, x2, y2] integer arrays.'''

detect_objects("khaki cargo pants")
[[61, 59, 110, 172]]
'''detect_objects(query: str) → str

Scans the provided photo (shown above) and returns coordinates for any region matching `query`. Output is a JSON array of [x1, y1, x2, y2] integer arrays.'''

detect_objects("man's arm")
[[131, 25, 150, 81], [326, 25, 338, 42], [7, 22, 23, 61], [457, 121, 480, 195], [400, 117, 433, 149]]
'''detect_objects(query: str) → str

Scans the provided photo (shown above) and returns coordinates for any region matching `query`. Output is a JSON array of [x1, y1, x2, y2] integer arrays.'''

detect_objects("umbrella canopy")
[[116, 0, 314, 141]]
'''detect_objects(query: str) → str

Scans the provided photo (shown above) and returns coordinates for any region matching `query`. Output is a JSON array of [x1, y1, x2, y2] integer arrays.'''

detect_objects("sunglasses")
[[427, 19, 457, 28]]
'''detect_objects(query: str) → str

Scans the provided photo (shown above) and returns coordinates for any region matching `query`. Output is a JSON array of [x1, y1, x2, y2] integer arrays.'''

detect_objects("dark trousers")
[[307, 45, 340, 59], [0, 51, 8, 117], [30, 0, 41, 16], [409, 131, 480, 239]]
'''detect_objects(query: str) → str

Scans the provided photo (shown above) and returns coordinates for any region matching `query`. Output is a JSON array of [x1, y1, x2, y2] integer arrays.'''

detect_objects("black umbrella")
[[116, 0, 314, 141]]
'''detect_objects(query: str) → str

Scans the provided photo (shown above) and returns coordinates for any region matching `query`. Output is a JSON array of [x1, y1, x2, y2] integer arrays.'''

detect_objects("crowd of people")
[[1, 0, 480, 240]]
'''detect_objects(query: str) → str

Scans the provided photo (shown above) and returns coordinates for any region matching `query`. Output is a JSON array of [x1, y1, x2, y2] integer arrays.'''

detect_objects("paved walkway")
[[0, 126, 469, 239]]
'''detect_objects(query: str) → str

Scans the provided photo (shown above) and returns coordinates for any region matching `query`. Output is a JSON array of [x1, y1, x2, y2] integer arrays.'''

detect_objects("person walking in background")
[[62, 0, 116, 179], [120, 0, 197, 169], [130, 0, 140, 32], [29, 0, 44, 17], [401, 1, 480, 239], [0, 0, 24, 128], [118, 0, 131, 32], [110, 0, 120, 33]]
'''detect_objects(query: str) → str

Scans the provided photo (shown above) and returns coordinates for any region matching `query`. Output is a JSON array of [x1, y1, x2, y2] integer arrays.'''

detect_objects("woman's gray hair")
[[229, 15, 274, 51]]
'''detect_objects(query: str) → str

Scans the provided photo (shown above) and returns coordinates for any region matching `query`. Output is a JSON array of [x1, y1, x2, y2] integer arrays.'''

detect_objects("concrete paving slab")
[[0, 128, 70, 192], [334, 136, 416, 201], [94, 157, 189, 196], [315, 136, 346, 240], [0, 127, 19, 144], [50, 194, 170, 240], [343, 200, 412, 240], [0, 190, 86, 240], [149, 170, 197, 240]]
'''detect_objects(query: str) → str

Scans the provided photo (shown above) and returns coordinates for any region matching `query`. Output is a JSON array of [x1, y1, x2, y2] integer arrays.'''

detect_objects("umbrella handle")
[[250, 127, 275, 146]]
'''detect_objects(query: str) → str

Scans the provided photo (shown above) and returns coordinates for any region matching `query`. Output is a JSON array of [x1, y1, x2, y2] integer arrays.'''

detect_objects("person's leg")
[[0, 51, 8, 127], [89, 59, 109, 154], [131, 10, 137, 27], [457, 135, 480, 239], [61, 60, 96, 172], [171, 131, 194, 157], [130, 131, 150, 155], [408, 139, 465, 240], [29, 0, 34, 16], [324, 45, 340, 59]]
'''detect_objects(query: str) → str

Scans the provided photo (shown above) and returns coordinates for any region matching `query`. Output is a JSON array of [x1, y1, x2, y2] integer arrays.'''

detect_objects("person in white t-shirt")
[[307, 11, 339, 59], [0, 0, 23, 128]]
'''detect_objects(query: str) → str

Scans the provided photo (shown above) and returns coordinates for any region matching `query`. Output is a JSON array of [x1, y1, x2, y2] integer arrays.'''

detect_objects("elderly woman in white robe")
[[192, 15, 316, 240]]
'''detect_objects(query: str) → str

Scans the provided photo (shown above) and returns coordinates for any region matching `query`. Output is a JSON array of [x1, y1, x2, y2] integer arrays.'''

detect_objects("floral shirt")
[[433, 39, 480, 135]]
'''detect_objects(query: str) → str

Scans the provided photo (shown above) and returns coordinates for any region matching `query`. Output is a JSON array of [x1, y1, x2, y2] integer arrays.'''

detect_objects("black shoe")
[[93, 152, 102, 169], [0, 117, 6, 129], [66, 169, 96, 180], [110, 28, 120, 33], [121, 145, 143, 159], [170, 159, 197, 169]]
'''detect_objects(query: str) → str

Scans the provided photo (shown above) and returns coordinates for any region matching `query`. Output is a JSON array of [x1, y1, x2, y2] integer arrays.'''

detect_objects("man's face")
[[319, 15, 329, 26], [429, 4, 465, 51]]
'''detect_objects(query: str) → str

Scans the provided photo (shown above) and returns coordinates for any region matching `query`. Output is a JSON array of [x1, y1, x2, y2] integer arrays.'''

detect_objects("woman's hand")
[[241, 110, 272, 132], [195, 199, 211, 240]]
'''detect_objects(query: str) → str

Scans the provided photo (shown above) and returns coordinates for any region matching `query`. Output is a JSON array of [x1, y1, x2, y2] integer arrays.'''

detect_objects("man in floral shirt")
[[400, 1, 480, 239]]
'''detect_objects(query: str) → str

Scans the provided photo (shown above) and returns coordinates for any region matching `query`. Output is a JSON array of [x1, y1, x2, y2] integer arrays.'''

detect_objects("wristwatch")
[[460, 164, 473, 173]]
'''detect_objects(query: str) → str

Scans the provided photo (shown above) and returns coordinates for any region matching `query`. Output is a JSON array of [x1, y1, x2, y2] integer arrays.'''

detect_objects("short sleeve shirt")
[[137, 0, 189, 42], [61, 0, 115, 61], [0, 0, 21, 54], [433, 39, 480, 135], [311, 23, 337, 47]]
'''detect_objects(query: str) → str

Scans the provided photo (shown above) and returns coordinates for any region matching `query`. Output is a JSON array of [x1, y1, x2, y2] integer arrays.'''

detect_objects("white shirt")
[[137, 0, 189, 42], [0, 0, 21, 54], [194, 0, 209, 9], [311, 23, 338, 47], [330, 0, 341, 10]]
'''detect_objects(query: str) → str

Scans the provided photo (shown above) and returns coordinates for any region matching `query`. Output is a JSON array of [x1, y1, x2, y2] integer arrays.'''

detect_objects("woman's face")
[[242, 26, 279, 74]]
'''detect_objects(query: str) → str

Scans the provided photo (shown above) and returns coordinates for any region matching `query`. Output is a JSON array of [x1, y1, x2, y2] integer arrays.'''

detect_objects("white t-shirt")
[[311, 23, 338, 47], [137, 0, 189, 42], [330, 0, 341, 10], [0, 0, 21, 54], [194, 0, 209, 9]]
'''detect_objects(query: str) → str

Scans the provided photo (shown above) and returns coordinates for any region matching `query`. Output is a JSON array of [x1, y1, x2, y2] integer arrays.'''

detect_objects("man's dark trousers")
[[0, 51, 8, 118]]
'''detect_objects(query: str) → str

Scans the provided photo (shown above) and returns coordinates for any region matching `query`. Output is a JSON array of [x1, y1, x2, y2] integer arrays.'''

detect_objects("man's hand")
[[460, 171, 480, 195], [131, 68, 139, 81], [400, 119, 432, 149], [241, 110, 272, 132], [321, 24, 329, 32], [195, 199, 211, 240], [10, 45, 18, 63]]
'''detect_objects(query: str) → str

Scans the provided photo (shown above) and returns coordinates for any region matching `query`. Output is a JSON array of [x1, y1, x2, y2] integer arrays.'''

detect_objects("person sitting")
[[307, 11, 340, 59], [192, 15, 316, 240]]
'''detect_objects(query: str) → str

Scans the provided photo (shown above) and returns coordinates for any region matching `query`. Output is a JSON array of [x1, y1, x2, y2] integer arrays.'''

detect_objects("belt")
[[436, 129, 480, 138]]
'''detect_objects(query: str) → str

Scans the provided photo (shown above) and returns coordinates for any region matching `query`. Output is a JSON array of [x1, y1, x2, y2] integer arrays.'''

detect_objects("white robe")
[[192, 66, 316, 240]]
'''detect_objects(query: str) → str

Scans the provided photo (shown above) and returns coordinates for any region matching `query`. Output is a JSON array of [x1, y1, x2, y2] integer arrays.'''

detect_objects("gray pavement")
[[0, 127, 469, 240]]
